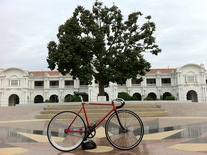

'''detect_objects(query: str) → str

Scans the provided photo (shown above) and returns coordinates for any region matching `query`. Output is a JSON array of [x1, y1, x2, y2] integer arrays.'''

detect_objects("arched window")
[[147, 92, 157, 100], [163, 92, 172, 100], [187, 90, 198, 102], [50, 95, 59, 103], [9, 94, 20, 106], [34, 95, 44, 103], [133, 93, 142, 100]]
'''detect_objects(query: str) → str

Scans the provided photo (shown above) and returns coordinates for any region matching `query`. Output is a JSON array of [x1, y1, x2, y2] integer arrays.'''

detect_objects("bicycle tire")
[[47, 111, 86, 152], [105, 110, 144, 150]]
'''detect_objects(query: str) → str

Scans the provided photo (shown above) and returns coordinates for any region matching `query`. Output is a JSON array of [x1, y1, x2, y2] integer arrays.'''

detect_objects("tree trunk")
[[98, 80, 105, 96]]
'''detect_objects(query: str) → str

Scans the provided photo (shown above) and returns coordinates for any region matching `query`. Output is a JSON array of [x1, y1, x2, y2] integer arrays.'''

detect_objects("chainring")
[[85, 126, 96, 138]]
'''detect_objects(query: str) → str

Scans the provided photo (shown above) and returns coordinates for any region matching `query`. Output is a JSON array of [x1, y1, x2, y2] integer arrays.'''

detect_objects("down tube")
[[67, 108, 84, 131]]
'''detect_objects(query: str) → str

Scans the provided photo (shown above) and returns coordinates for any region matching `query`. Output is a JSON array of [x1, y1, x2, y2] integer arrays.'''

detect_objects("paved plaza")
[[1, 103, 207, 155]]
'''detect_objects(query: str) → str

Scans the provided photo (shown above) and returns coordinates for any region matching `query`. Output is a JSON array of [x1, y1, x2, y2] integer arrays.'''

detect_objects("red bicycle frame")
[[65, 101, 117, 133]]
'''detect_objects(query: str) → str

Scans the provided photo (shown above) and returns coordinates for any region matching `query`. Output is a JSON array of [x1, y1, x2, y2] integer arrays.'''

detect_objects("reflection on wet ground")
[[1, 120, 207, 144], [145, 119, 207, 140], [0, 127, 44, 143]]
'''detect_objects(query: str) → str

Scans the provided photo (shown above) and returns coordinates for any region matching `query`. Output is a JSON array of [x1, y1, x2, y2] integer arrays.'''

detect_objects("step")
[[35, 111, 168, 119], [40, 108, 165, 115], [36, 103, 168, 119], [43, 103, 161, 110]]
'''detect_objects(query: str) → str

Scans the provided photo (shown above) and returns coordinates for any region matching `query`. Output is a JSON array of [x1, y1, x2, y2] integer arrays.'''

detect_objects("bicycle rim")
[[47, 111, 86, 152], [105, 110, 144, 150]]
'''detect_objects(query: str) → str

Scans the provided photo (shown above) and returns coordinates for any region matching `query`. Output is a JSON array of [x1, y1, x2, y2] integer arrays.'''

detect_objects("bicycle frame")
[[47, 95, 144, 151], [65, 101, 117, 133]]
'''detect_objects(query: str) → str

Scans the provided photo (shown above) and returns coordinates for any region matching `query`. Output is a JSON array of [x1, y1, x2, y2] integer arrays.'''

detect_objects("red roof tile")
[[29, 68, 176, 76], [29, 71, 59, 76], [148, 68, 176, 74]]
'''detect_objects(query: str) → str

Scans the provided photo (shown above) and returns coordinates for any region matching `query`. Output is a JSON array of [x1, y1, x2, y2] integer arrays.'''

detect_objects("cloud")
[[0, 0, 207, 70]]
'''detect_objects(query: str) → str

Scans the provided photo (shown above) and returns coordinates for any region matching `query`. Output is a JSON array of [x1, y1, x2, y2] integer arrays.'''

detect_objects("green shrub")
[[165, 96, 175, 100], [44, 99, 52, 103], [64, 95, 81, 102], [82, 95, 88, 102], [118, 92, 136, 100]]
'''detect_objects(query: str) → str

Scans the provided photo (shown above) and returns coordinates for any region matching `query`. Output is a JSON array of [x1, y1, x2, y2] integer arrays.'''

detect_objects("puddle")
[[0, 127, 46, 143], [1, 120, 207, 144], [144, 121, 207, 139]]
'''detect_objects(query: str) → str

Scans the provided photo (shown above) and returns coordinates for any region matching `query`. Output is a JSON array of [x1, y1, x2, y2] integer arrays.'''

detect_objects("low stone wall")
[[1, 101, 207, 122], [159, 102, 207, 117], [124, 100, 207, 117], [125, 100, 192, 104]]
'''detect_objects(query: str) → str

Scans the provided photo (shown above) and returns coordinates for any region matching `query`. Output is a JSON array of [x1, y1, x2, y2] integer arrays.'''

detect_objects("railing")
[[34, 86, 44, 89], [146, 83, 156, 86]]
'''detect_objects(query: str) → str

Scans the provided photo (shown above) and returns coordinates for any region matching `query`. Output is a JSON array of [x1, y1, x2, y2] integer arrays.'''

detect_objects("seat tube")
[[82, 102, 90, 126]]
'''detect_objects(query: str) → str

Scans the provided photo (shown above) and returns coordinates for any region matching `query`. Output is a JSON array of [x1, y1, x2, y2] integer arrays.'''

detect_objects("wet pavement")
[[1, 117, 207, 155]]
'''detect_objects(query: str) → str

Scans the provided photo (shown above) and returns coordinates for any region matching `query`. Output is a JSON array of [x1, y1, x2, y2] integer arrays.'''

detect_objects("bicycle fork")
[[115, 110, 128, 132]]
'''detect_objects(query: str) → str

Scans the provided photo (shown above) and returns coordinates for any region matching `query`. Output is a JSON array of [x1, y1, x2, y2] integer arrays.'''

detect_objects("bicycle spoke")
[[105, 110, 144, 150], [47, 111, 86, 152]]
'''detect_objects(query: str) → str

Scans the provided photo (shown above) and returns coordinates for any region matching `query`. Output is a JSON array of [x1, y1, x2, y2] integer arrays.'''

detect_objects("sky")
[[0, 0, 207, 71]]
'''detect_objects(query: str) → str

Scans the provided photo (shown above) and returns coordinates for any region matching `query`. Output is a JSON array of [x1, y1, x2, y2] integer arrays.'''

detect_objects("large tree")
[[47, 1, 161, 97]]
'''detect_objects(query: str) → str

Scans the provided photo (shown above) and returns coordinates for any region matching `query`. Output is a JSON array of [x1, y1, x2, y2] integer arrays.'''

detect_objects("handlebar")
[[112, 98, 125, 109]]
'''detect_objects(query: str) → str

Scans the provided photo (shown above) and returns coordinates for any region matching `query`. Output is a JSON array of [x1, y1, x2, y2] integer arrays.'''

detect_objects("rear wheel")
[[47, 111, 86, 152], [105, 110, 144, 150]]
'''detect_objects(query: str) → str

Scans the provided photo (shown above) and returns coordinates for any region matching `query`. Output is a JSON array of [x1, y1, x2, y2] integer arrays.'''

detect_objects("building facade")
[[0, 63, 207, 106]]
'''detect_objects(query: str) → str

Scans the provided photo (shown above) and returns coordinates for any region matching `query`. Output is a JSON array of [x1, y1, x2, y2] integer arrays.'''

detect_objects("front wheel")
[[47, 111, 86, 152], [105, 110, 144, 150]]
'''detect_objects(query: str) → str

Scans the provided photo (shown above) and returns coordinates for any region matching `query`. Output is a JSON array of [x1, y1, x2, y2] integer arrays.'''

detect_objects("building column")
[[142, 77, 146, 87], [156, 76, 161, 87], [202, 86, 207, 102], [74, 79, 80, 88], [178, 87, 182, 101], [0, 92, 2, 106]]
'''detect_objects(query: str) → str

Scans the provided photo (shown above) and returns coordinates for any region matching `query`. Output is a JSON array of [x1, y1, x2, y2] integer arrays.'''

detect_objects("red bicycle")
[[47, 92, 144, 152]]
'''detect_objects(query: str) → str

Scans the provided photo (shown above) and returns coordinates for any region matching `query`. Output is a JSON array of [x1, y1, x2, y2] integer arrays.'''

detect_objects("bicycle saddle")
[[82, 140, 97, 150]]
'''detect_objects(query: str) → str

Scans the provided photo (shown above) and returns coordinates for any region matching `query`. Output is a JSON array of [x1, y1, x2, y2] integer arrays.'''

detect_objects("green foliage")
[[44, 99, 52, 103], [118, 92, 136, 100], [82, 95, 88, 102], [64, 95, 81, 102], [164, 96, 175, 100], [47, 1, 161, 96]]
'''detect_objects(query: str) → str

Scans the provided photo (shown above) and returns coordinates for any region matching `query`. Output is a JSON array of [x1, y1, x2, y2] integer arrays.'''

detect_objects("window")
[[80, 80, 88, 87], [50, 80, 59, 88], [132, 78, 142, 85], [146, 78, 156, 86], [161, 78, 171, 85], [65, 80, 74, 87], [187, 76, 195, 83], [186, 72, 196, 83], [10, 80, 19, 86], [34, 81, 44, 88]]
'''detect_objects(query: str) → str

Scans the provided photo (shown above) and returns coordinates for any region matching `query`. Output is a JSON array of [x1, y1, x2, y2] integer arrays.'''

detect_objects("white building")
[[0, 63, 206, 106]]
